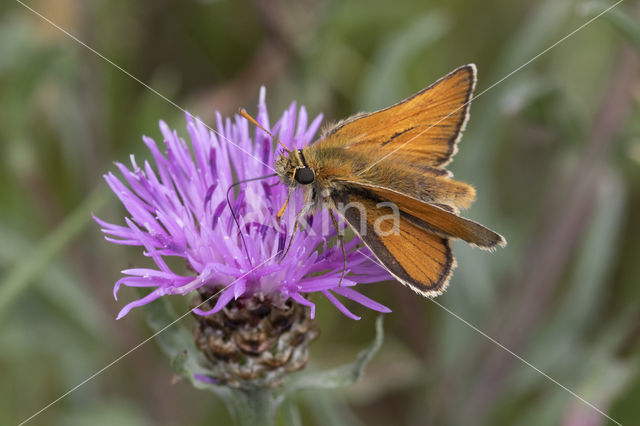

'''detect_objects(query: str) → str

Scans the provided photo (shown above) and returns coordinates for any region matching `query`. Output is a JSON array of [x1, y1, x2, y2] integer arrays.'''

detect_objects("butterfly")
[[242, 64, 506, 297]]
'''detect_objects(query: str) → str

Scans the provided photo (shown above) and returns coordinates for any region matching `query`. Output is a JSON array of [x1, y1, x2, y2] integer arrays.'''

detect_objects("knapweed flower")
[[95, 88, 392, 321]]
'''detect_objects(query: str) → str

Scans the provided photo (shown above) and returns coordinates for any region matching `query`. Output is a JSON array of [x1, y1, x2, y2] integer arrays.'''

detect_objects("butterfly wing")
[[317, 64, 476, 168], [302, 64, 504, 295], [352, 183, 506, 249], [332, 190, 456, 297]]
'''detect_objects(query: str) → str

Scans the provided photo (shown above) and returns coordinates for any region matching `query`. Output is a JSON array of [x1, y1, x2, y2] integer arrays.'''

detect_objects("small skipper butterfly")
[[242, 64, 506, 297]]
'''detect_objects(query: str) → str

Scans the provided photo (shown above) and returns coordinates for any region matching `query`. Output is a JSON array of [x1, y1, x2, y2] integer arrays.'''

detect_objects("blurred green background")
[[1, 0, 640, 425]]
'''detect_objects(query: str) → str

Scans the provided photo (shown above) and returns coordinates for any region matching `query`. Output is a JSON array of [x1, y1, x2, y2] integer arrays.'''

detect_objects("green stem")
[[224, 387, 281, 426]]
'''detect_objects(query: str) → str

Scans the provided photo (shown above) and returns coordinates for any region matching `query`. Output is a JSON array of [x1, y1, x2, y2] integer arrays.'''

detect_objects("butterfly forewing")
[[317, 64, 476, 169], [345, 183, 506, 250]]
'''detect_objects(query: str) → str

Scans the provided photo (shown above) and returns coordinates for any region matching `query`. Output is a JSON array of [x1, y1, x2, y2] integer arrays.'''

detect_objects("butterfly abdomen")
[[351, 161, 474, 210], [418, 176, 475, 209]]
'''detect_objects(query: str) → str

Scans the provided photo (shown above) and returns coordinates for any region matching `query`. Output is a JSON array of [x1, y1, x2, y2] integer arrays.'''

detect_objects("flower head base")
[[95, 88, 392, 320], [192, 288, 320, 387]]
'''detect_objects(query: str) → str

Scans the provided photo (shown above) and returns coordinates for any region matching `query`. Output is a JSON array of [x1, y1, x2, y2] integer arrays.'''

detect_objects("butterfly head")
[[276, 149, 315, 187]]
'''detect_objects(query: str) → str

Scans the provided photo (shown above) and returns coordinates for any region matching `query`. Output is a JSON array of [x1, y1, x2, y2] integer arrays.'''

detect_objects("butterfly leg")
[[329, 208, 347, 286], [281, 207, 307, 261], [277, 186, 294, 221]]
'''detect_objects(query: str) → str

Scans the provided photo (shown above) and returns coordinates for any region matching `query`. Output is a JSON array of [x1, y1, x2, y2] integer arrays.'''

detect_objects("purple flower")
[[95, 88, 392, 320]]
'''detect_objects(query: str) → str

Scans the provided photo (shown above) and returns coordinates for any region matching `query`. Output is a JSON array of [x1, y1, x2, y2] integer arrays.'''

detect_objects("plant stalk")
[[224, 387, 281, 426]]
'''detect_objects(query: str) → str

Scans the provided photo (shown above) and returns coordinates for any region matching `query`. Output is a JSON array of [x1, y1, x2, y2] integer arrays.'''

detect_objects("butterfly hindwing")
[[344, 182, 506, 250], [332, 190, 456, 297]]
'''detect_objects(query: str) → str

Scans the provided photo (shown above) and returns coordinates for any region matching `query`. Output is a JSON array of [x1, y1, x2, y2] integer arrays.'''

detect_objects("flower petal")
[[331, 287, 391, 313], [290, 293, 316, 319], [116, 289, 164, 320], [192, 285, 235, 316], [322, 290, 361, 320]]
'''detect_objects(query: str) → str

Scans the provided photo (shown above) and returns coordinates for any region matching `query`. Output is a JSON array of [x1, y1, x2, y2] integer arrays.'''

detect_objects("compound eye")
[[294, 167, 315, 185]]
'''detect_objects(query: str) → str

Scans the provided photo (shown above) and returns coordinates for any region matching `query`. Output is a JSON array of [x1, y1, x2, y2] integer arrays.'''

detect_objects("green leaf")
[[0, 227, 109, 339], [457, 0, 575, 184], [0, 186, 110, 319], [560, 169, 626, 328], [581, 1, 640, 48], [358, 12, 450, 110], [285, 315, 384, 391], [565, 359, 635, 425]]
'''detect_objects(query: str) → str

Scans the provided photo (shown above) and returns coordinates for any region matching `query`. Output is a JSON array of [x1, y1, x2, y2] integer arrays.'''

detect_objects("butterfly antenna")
[[226, 173, 278, 265], [239, 108, 291, 152]]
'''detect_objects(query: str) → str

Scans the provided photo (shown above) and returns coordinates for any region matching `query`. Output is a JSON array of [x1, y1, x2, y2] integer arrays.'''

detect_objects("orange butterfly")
[[244, 64, 506, 297]]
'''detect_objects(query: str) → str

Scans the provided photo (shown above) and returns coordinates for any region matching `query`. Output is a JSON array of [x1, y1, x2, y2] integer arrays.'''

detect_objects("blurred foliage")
[[1, 0, 640, 425]]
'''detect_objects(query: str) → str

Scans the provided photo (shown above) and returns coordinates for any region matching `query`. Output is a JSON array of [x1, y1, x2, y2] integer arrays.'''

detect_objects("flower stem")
[[225, 387, 281, 426]]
